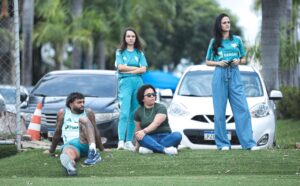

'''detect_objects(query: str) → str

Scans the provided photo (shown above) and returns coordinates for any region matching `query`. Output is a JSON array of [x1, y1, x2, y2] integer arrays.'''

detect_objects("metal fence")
[[0, 0, 22, 149], [0, 0, 16, 85]]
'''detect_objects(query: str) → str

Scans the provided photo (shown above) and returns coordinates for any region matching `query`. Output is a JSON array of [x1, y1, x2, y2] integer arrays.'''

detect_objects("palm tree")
[[34, 0, 94, 70], [22, 0, 34, 85], [70, 0, 84, 69], [261, 0, 282, 92], [279, 0, 299, 88], [259, 0, 299, 90]]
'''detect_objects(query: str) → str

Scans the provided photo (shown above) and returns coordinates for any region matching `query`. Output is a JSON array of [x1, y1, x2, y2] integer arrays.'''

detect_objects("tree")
[[22, 0, 34, 85], [70, 0, 84, 69], [260, 0, 282, 92], [31, 0, 243, 73], [34, 0, 101, 70], [279, 0, 299, 88]]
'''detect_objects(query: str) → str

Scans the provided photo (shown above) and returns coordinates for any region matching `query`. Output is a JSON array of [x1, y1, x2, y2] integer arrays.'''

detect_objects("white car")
[[168, 65, 283, 149]]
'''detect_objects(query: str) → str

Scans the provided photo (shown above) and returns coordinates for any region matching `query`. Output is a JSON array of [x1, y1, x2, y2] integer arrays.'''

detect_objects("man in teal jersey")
[[47, 92, 104, 176], [206, 13, 258, 151]]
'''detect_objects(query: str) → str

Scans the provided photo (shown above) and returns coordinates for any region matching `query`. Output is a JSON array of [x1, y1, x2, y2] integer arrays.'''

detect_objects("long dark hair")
[[137, 84, 156, 106], [212, 13, 233, 56], [119, 27, 144, 52]]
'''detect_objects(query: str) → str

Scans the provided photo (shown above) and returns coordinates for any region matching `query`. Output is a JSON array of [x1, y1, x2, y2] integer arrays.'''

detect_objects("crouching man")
[[46, 92, 104, 176]]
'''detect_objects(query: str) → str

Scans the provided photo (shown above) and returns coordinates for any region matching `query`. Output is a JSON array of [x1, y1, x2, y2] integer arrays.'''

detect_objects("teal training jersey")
[[62, 108, 87, 143], [115, 49, 148, 79], [206, 35, 245, 62]]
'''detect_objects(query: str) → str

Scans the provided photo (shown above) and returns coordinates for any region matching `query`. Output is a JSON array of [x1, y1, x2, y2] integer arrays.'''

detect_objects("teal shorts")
[[61, 138, 89, 157]]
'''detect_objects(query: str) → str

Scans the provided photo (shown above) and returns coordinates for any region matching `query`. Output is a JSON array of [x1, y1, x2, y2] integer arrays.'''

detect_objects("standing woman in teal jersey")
[[115, 27, 148, 151], [205, 13, 258, 151]]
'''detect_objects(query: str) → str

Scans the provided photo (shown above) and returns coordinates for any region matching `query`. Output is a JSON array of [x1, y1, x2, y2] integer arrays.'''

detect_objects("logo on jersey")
[[231, 43, 238, 48], [134, 56, 139, 61], [64, 122, 79, 130]]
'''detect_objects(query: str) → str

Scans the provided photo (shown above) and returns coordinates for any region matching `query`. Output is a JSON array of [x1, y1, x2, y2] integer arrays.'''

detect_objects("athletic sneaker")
[[117, 140, 125, 150], [60, 153, 77, 176], [124, 141, 135, 151], [139, 147, 153, 154], [84, 149, 101, 165], [221, 146, 230, 151], [164, 146, 178, 155], [250, 146, 259, 151]]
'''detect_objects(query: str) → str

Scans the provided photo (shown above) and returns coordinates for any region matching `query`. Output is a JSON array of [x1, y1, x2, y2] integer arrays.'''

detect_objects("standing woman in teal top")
[[115, 27, 148, 151], [205, 13, 258, 151]]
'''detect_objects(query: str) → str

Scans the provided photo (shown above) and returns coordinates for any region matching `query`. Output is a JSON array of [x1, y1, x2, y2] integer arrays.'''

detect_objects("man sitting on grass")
[[46, 92, 104, 176]]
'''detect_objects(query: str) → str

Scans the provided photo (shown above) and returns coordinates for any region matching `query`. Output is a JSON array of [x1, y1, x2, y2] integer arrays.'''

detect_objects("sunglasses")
[[144, 93, 157, 98], [222, 21, 230, 24]]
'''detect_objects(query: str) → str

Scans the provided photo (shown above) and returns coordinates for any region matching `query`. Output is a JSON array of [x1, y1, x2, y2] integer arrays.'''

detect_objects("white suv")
[[168, 65, 282, 149]]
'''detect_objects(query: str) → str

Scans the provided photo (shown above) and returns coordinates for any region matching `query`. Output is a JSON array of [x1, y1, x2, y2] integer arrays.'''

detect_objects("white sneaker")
[[164, 147, 178, 155], [250, 146, 259, 151], [124, 141, 135, 151], [221, 146, 230, 151], [139, 147, 153, 154], [117, 141, 124, 150]]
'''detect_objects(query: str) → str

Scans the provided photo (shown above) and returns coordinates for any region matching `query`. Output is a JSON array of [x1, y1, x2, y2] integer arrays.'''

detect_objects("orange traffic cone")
[[27, 103, 42, 141]]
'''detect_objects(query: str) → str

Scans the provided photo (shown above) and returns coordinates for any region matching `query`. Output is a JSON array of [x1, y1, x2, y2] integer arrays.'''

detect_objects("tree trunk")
[[97, 39, 106, 69], [70, 0, 84, 69], [21, 0, 34, 86], [84, 44, 93, 69], [279, 0, 299, 88], [261, 0, 281, 92]]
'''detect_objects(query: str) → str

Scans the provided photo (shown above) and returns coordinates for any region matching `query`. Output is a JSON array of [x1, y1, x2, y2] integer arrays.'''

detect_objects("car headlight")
[[168, 102, 189, 117], [250, 102, 270, 118], [21, 112, 33, 122], [94, 112, 119, 123]]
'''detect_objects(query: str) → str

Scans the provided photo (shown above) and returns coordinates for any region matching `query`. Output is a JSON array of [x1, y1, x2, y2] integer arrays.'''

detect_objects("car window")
[[0, 88, 15, 104], [32, 74, 117, 97], [178, 70, 263, 97], [178, 71, 212, 97], [240, 72, 263, 97]]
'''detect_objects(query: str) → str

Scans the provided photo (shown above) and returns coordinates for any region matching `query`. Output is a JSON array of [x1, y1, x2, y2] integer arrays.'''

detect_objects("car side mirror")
[[20, 93, 28, 102], [269, 90, 283, 100], [160, 89, 173, 99]]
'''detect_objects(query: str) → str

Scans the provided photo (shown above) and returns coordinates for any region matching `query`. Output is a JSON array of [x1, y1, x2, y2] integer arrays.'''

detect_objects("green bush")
[[0, 144, 17, 159], [277, 86, 300, 119]]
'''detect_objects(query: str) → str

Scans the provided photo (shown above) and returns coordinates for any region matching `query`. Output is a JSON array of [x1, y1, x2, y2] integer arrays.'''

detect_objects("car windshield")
[[32, 74, 117, 97], [0, 88, 15, 104], [178, 70, 263, 97]]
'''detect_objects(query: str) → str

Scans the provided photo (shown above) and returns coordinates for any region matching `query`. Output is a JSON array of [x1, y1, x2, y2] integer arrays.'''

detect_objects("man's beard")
[[73, 107, 84, 114]]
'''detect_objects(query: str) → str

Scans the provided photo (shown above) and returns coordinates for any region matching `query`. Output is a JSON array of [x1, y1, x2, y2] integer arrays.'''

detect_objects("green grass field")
[[0, 119, 299, 186]]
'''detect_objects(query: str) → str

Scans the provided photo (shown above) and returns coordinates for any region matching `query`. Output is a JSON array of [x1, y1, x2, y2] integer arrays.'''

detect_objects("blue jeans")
[[212, 66, 256, 149], [138, 132, 182, 153]]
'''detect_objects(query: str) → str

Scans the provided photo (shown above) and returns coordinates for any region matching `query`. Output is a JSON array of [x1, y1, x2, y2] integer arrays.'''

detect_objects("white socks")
[[89, 143, 96, 151]]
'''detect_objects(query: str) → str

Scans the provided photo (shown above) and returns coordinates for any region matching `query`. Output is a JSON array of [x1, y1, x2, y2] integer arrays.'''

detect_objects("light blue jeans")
[[138, 132, 182, 153], [212, 66, 256, 149]]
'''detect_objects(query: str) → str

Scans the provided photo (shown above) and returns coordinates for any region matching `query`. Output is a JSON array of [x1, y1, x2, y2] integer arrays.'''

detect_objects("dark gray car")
[[21, 70, 119, 147]]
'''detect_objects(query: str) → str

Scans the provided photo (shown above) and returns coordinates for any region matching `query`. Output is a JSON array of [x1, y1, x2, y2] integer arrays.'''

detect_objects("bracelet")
[[143, 129, 147, 134]]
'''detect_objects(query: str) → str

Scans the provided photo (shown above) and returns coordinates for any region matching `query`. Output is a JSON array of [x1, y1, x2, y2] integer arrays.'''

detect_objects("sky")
[[217, 0, 261, 46]]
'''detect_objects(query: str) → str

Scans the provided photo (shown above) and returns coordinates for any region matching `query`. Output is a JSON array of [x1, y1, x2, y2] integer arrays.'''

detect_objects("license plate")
[[48, 131, 55, 138], [204, 131, 231, 140]]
